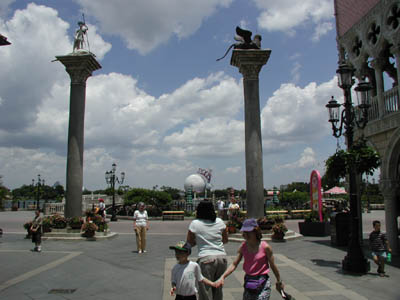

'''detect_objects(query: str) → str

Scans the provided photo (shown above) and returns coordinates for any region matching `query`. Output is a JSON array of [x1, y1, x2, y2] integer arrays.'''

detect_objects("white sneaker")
[[138, 250, 142, 253], [143, 250, 147, 253]]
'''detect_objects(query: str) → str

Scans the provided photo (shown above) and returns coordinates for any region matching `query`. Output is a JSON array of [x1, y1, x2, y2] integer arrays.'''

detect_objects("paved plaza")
[[0, 211, 399, 299]]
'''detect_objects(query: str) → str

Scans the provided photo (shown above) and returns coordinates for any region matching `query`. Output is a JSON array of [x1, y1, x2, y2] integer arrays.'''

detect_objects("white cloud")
[[275, 147, 317, 170], [224, 166, 241, 174], [261, 76, 342, 152], [252, 0, 333, 39], [291, 61, 302, 83], [76, 0, 233, 54], [239, 19, 249, 30], [312, 22, 333, 42], [164, 118, 244, 159], [0, 3, 110, 135], [82, 23, 112, 60]]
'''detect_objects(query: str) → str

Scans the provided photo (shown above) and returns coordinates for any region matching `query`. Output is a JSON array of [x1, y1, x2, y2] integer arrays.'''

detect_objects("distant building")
[[334, 0, 400, 253]]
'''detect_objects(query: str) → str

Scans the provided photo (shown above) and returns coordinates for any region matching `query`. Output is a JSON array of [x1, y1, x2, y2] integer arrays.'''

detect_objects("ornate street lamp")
[[32, 174, 45, 210], [326, 63, 372, 273], [105, 163, 125, 222]]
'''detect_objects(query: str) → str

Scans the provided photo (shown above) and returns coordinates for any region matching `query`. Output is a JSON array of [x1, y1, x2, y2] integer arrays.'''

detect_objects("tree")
[[280, 191, 309, 209], [160, 186, 182, 200], [0, 185, 10, 209], [124, 188, 172, 210], [325, 138, 380, 183], [284, 182, 309, 193]]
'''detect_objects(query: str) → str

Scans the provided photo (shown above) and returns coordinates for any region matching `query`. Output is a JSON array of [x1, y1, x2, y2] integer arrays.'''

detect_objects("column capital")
[[56, 53, 101, 84], [231, 49, 271, 80], [370, 57, 386, 71], [390, 44, 400, 57]]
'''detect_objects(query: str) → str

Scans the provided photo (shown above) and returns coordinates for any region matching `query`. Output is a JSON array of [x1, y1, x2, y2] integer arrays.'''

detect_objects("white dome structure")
[[184, 174, 206, 193]]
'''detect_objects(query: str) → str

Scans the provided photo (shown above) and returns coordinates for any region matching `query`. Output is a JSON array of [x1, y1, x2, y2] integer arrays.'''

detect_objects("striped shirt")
[[369, 231, 387, 252]]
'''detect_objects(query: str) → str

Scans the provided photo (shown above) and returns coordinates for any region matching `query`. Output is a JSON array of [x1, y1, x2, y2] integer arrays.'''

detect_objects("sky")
[[0, 0, 348, 191]]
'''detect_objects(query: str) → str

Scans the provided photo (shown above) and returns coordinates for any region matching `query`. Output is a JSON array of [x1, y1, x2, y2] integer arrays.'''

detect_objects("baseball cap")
[[240, 218, 258, 232], [169, 241, 191, 254]]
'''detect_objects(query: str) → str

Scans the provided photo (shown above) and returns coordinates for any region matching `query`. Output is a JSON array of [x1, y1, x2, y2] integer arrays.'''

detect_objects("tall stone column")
[[56, 54, 101, 218], [231, 49, 271, 219], [371, 58, 385, 118], [381, 179, 399, 254]]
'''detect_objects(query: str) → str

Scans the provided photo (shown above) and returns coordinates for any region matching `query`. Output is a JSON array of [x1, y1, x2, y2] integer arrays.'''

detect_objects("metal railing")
[[366, 86, 399, 122], [368, 95, 380, 121], [383, 86, 399, 116]]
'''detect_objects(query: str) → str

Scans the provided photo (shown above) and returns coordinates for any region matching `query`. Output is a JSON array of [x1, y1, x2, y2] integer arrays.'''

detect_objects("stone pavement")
[[0, 211, 399, 300]]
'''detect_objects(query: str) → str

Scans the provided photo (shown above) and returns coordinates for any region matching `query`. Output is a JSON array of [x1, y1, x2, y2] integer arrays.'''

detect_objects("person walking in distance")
[[134, 202, 149, 253], [370, 220, 392, 277], [30, 209, 43, 252]]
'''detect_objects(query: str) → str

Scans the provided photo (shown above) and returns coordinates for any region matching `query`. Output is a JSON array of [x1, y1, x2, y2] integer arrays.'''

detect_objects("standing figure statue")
[[73, 21, 88, 52]]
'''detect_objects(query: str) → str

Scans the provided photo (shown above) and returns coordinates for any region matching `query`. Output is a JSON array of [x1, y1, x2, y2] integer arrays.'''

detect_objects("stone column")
[[56, 53, 101, 218], [231, 49, 271, 219], [380, 179, 399, 255], [371, 58, 385, 118]]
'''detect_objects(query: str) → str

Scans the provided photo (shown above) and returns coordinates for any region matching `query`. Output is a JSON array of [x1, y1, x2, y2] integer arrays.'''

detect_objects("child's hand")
[[170, 287, 176, 296]]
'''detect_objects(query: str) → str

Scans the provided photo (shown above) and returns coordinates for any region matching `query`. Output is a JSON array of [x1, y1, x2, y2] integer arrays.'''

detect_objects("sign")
[[310, 170, 322, 222]]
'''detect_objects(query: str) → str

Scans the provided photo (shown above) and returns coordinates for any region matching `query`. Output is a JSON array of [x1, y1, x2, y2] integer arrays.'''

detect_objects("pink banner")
[[310, 170, 322, 222]]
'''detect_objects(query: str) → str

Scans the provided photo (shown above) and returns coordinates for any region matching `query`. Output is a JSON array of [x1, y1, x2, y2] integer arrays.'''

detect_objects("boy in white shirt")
[[170, 241, 216, 300]]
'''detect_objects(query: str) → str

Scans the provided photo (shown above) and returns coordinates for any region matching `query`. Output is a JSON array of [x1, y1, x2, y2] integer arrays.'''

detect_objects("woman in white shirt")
[[186, 200, 228, 300], [133, 202, 149, 253]]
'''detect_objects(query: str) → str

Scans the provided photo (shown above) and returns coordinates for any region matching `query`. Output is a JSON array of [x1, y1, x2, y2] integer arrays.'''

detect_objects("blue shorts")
[[371, 251, 387, 258]]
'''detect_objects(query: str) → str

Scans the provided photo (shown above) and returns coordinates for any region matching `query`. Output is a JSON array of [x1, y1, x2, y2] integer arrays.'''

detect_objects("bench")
[[162, 211, 184, 221]]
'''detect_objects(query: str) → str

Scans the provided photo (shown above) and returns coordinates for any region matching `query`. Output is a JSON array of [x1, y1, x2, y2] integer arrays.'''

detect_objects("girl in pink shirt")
[[216, 218, 284, 300]]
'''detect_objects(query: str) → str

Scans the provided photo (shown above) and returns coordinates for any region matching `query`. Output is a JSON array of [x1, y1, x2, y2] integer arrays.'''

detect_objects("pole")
[[341, 87, 370, 273], [111, 172, 117, 221], [36, 182, 40, 210]]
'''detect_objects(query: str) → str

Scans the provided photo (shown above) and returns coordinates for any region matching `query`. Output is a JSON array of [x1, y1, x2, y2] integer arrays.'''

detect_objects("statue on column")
[[216, 26, 262, 61], [73, 21, 89, 52]]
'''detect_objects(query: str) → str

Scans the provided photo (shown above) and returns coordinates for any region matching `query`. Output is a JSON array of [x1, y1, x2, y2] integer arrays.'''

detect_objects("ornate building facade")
[[335, 0, 400, 253]]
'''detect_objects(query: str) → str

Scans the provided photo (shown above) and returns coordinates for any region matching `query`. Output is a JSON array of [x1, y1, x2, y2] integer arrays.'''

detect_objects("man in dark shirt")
[[369, 220, 392, 276]]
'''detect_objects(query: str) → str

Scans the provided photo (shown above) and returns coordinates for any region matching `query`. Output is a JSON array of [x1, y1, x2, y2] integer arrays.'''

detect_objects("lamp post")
[[326, 62, 372, 273], [32, 174, 45, 210], [105, 163, 125, 222]]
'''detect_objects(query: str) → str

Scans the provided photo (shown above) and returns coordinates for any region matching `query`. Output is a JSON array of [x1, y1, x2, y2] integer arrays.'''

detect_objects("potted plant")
[[298, 210, 330, 236], [226, 221, 237, 234], [50, 214, 67, 229], [271, 222, 288, 241], [91, 215, 108, 233], [81, 222, 98, 238], [68, 216, 84, 230], [257, 217, 274, 231], [97, 222, 109, 233], [42, 216, 52, 233]]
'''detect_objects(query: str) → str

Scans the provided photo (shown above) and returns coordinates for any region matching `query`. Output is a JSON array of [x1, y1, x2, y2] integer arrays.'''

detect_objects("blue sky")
[[0, 0, 348, 191]]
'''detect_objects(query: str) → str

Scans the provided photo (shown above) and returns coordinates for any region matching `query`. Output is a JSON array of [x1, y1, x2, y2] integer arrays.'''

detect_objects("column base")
[[110, 215, 118, 222], [342, 254, 370, 274]]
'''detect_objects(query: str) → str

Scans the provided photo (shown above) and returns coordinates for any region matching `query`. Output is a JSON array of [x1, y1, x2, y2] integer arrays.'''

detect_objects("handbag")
[[244, 276, 266, 291]]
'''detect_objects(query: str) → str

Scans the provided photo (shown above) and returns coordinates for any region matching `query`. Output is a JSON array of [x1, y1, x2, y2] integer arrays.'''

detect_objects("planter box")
[[298, 221, 330, 237]]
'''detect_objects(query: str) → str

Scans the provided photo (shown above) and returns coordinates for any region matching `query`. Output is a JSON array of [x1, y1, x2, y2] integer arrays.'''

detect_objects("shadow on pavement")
[[310, 258, 341, 268], [305, 237, 400, 270]]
